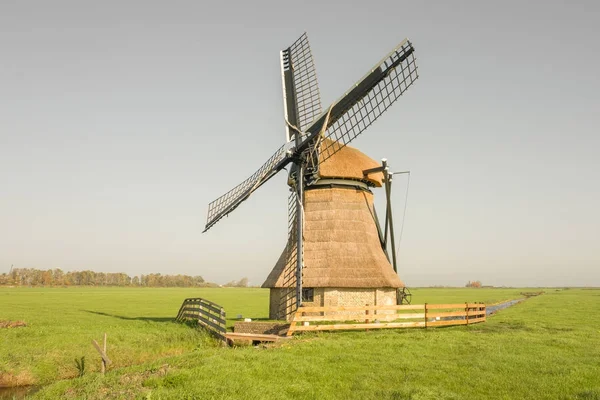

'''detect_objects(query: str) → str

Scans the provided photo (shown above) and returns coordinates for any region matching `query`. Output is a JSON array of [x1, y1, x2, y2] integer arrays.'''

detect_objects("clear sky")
[[1, 0, 598, 287]]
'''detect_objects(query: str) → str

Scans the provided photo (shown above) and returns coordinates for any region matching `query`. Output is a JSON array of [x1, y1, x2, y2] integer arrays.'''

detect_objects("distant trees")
[[224, 277, 249, 288], [465, 280, 482, 288], [137, 273, 207, 288], [0, 268, 215, 288]]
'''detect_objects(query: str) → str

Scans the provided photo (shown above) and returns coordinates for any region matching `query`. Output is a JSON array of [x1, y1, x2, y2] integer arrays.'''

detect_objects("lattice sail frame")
[[204, 143, 289, 231], [277, 191, 300, 319], [288, 33, 322, 132], [309, 40, 418, 162]]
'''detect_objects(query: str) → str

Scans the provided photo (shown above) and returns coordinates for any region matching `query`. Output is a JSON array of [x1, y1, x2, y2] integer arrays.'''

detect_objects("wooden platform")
[[225, 332, 290, 344]]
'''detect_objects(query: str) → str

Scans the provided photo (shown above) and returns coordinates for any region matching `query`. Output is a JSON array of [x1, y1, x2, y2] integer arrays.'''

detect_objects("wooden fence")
[[175, 297, 227, 339], [287, 303, 485, 336]]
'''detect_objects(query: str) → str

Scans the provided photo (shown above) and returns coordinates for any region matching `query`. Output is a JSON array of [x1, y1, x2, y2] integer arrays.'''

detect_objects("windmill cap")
[[317, 138, 384, 187]]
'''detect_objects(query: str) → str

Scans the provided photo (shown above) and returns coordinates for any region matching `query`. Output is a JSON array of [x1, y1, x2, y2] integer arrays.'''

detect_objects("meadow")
[[1, 287, 598, 399]]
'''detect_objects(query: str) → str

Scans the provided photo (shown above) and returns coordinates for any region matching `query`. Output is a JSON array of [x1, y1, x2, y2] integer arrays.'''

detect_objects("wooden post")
[[286, 310, 299, 337], [465, 302, 469, 326], [101, 333, 107, 373], [365, 304, 370, 324], [220, 308, 226, 332], [424, 303, 428, 328], [92, 336, 111, 374]]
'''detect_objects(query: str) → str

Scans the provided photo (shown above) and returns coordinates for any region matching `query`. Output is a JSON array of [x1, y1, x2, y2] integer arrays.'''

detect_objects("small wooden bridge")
[[175, 298, 286, 345]]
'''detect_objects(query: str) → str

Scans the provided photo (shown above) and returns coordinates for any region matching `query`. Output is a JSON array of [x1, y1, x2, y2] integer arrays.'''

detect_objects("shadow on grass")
[[82, 310, 174, 323], [469, 320, 534, 334]]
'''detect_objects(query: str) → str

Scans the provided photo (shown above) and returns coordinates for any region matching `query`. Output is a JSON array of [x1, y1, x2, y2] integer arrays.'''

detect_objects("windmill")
[[204, 33, 418, 320]]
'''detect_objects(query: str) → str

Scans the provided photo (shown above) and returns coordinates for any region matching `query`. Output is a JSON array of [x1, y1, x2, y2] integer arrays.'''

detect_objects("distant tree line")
[[223, 277, 249, 288], [465, 280, 482, 288], [0, 268, 218, 288]]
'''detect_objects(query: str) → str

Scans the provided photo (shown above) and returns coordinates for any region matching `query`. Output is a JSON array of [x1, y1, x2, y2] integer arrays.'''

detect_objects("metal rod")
[[385, 171, 398, 274], [372, 206, 390, 262], [295, 162, 304, 309]]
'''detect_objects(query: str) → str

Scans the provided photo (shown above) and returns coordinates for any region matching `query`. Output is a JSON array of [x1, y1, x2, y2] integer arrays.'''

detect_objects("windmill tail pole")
[[295, 163, 304, 309], [385, 170, 398, 274]]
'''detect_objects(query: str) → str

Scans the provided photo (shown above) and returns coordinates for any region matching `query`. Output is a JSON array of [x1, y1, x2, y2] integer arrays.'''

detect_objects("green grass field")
[[1, 287, 599, 399]]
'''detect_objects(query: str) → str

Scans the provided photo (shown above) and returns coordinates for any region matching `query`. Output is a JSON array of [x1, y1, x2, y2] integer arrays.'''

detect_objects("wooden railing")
[[287, 303, 486, 336], [175, 297, 227, 339]]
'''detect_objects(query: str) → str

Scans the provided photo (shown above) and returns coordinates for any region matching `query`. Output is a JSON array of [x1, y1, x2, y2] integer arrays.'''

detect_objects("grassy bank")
[[5, 287, 595, 399], [0, 287, 268, 386], [1, 286, 521, 386], [27, 288, 599, 399]]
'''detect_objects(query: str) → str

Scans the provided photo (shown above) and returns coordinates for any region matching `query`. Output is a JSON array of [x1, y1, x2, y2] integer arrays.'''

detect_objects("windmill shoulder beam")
[[363, 165, 387, 176]]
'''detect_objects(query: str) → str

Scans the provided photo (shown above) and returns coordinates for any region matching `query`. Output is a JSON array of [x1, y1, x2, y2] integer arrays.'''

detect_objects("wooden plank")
[[192, 307, 225, 323], [197, 301, 224, 315], [225, 333, 288, 342], [294, 312, 426, 323], [184, 307, 225, 323], [427, 319, 468, 327], [182, 306, 202, 314], [467, 310, 486, 317], [468, 317, 486, 324], [291, 321, 426, 332], [198, 315, 226, 334], [197, 313, 226, 328], [427, 311, 467, 318], [388, 313, 426, 319], [467, 303, 486, 308], [425, 304, 466, 310], [297, 304, 425, 313]]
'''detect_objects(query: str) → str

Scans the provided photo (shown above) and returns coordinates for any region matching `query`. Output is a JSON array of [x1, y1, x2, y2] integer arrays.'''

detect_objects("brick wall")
[[324, 288, 397, 317], [269, 287, 398, 320]]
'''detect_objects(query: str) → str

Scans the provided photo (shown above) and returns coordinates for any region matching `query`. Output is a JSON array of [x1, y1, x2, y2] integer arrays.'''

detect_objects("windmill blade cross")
[[204, 36, 418, 233], [298, 39, 418, 161]]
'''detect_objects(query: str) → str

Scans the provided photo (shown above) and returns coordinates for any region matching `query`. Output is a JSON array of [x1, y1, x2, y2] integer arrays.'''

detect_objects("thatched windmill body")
[[204, 33, 419, 320]]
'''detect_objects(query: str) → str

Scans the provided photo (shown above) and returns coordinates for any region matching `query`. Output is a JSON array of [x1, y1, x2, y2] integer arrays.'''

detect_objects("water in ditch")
[[0, 385, 41, 400]]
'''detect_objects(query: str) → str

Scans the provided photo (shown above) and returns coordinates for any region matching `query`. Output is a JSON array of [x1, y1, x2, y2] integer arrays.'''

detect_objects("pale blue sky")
[[1, 0, 598, 286]]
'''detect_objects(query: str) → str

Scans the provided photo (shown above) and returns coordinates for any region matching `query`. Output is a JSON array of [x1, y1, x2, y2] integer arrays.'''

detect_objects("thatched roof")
[[317, 138, 384, 187], [262, 187, 404, 289]]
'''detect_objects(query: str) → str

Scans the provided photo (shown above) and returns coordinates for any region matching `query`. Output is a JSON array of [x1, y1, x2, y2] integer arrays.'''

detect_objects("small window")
[[302, 288, 314, 302]]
